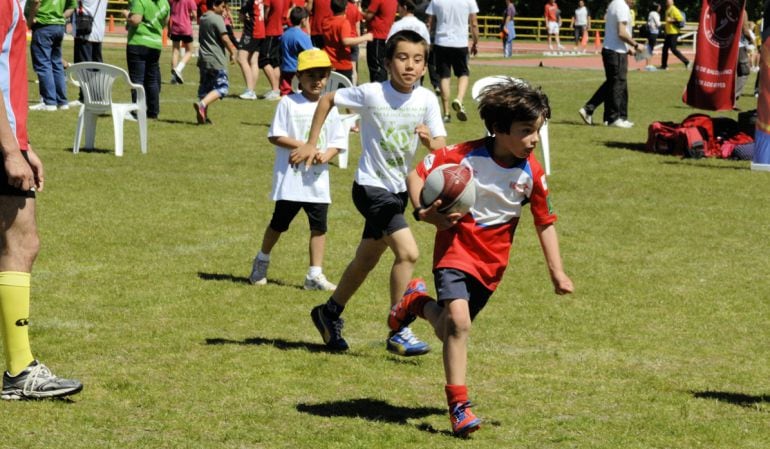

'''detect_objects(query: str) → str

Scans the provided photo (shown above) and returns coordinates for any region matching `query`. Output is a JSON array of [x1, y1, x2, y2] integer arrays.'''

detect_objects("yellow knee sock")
[[0, 272, 35, 375]]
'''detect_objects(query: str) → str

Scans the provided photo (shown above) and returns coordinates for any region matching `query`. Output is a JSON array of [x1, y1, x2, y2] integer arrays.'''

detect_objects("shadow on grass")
[[196, 272, 303, 289], [297, 398, 450, 433], [66, 147, 113, 154], [205, 336, 339, 354], [604, 140, 649, 153], [692, 391, 770, 409], [155, 118, 199, 126]]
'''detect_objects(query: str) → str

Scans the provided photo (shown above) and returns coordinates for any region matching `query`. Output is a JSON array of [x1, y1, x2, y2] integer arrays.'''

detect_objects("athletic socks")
[[257, 251, 270, 262], [0, 272, 35, 376], [307, 266, 322, 279], [445, 384, 469, 407]]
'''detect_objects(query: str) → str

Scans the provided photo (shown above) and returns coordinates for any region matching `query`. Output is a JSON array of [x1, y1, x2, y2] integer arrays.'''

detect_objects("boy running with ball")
[[292, 30, 447, 355], [391, 79, 574, 436]]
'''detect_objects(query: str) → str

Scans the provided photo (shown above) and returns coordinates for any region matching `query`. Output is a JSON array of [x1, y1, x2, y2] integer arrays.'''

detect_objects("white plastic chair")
[[471, 75, 551, 175], [292, 71, 359, 168], [66, 62, 148, 157]]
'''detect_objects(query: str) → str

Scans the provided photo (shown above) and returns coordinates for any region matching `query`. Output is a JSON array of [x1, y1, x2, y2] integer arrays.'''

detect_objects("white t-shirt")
[[603, 0, 631, 53], [70, 0, 108, 42], [574, 6, 588, 26], [387, 15, 431, 44], [425, 0, 479, 48], [647, 11, 661, 34], [334, 81, 446, 193], [268, 93, 348, 203]]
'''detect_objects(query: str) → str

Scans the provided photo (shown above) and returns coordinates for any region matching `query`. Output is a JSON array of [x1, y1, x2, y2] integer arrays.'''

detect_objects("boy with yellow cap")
[[249, 49, 348, 290]]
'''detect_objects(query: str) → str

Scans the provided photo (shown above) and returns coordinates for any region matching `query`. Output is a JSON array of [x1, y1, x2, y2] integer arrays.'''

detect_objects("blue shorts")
[[433, 268, 492, 321], [197, 68, 229, 99]]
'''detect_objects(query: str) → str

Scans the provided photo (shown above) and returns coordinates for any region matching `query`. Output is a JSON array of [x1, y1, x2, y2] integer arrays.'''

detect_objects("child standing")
[[193, 0, 237, 124], [169, 0, 197, 84], [292, 30, 446, 355], [279, 6, 313, 96], [322, 0, 372, 83], [390, 79, 574, 437], [249, 49, 347, 290]]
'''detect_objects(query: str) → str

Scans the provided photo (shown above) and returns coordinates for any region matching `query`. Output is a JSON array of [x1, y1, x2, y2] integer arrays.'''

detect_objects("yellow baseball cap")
[[297, 49, 332, 72]]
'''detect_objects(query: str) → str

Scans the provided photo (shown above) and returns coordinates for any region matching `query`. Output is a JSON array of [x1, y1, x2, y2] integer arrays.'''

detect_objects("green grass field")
[[4, 42, 770, 448]]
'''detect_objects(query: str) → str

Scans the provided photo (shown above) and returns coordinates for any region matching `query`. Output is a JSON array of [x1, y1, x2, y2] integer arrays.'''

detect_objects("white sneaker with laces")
[[608, 118, 634, 128], [239, 90, 257, 100], [262, 90, 280, 101], [304, 273, 336, 291], [1, 360, 83, 400], [29, 103, 56, 111], [249, 257, 269, 285]]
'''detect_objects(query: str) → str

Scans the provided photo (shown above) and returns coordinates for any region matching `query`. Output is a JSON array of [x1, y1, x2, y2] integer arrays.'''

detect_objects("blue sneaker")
[[386, 326, 430, 356], [450, 401, 481, 437], [311, 305, 349, 351]]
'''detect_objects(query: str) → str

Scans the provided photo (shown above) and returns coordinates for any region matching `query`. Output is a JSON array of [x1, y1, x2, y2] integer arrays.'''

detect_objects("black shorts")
[[258, 36, 281, 68], [573, 25, 585, 42], [351, 182, 408, 240], [434, 45, 469, 78], [433, 268, 492, 321], [239, 34, 262, 53], [268, 200, 329, 233], [0, 151, 36, 198], [169, 33, 193, 44]]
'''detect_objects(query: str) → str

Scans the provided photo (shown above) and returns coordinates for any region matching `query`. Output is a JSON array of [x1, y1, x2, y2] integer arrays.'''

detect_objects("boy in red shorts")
[[390, 78, 574, 436]]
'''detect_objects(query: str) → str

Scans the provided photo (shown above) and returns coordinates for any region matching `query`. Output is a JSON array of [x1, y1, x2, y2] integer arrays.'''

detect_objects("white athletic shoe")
[[29, 103, 56, 111], [239, 90, 257, 100], [578, 107, 593, 125], [608, 118, 634, 128], [304, 273, 336, 291]]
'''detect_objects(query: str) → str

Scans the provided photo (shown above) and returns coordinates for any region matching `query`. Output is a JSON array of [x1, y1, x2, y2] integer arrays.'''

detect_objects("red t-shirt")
[[345, 1, 362, 37], [544, 3, 559, 22], [366, 0, 397, 40], [264, 0, 285, 36], [415, 139, 556, 291], [251, 0, 266, 39], [322, 15, 353, 70], [1, 0, 29, 151], [310, 0, 332, 37], [282, 0, 305, 27]]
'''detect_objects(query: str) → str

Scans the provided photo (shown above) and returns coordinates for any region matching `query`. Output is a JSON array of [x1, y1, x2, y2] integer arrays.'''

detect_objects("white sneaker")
[[68, 100, 83, 107], [57, 104, 69, 110], [608, 118, 634, 128], [304, 273, 336, 291], [261, 90, 280, 101], [29, 103, 56, 111], [249, 257, 269, 285], [578, 107, 593, 125], [239, 90, 257, 100]]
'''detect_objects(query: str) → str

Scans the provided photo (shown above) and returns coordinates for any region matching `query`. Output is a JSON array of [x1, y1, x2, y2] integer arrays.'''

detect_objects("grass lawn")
[[4, 41, 770, 448]]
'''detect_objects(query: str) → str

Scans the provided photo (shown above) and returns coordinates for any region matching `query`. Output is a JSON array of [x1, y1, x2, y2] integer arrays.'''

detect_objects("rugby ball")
[[420, 164, 475, 216]]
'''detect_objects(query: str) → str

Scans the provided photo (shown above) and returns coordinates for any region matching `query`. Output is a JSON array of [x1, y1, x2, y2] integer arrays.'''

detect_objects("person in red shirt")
[[344, 0, 364, 84], [308, 0, 333, 47], [390, 79, 573, 437], [0, 0, 83, 400], [364, 0, 397, 82], [322, 0, 372, 82], [257, 0, 286, 100], [236, 0, 266, 100]]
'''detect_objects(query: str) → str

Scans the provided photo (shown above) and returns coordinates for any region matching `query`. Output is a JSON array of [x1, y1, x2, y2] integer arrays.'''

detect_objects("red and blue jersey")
[[415, 138, 556, 291], [0, 0, 29, 151]]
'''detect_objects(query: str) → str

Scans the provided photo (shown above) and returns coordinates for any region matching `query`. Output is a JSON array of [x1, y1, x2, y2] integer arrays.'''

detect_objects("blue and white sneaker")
[[386, 326, 430, 356]]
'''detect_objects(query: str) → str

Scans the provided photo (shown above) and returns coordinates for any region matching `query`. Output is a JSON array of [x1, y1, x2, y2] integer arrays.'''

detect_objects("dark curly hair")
[[477, 78, 550, 135]]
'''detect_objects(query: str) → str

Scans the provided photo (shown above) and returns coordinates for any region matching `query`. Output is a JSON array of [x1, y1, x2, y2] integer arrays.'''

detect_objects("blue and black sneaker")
[[311, 305, 349, 351], [386, 326, 430, 356]]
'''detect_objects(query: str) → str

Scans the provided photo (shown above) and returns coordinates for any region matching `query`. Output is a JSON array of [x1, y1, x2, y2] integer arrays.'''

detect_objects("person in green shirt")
[[125, 0, 171, 118], [25, 0, 77, 111]]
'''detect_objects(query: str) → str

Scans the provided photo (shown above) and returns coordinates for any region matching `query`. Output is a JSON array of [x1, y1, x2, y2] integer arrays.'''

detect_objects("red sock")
[[412, 295, 432, 319], [445, 384, 468, 407]]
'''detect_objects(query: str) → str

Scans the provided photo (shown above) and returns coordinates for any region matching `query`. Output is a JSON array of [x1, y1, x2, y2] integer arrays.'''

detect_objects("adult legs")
[[30, 26, 58, 106], [668, 34, 689, 66], [603, 49, 623, 124], [661, 34, 672, 68], [49, 31, 68, 106], [367, 39, 388, 83]]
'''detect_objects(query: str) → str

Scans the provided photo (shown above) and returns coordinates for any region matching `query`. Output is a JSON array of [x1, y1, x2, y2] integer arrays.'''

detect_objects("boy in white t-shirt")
[[292, 30, 447, 355], [249, 49, 348, 291]]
